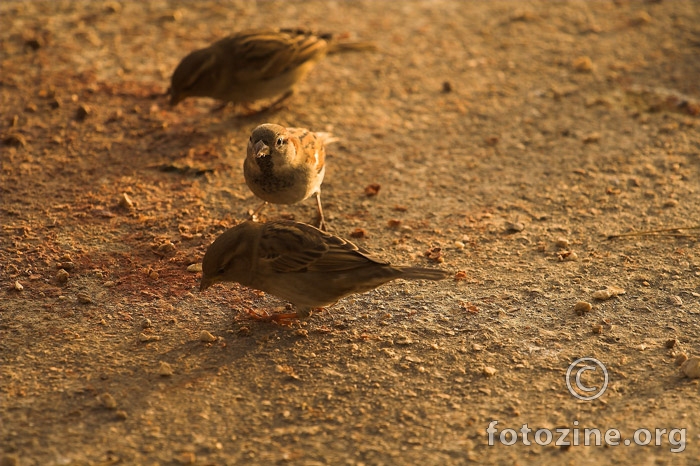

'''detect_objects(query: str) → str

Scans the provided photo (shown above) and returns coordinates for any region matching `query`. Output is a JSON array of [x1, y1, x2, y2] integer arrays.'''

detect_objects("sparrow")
[[168, 28, 376, 111], [199, 220, 449, 321], [244, 123, 336, 230]]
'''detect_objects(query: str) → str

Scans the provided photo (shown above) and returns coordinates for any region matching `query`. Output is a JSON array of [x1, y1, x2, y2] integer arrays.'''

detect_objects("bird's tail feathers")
[[315, 132, 339, 145], [328, 41, 378, 54], [398, 267, 449, 281]]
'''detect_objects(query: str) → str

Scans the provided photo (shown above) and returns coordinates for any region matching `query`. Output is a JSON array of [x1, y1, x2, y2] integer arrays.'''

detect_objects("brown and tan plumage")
[[199, 221, 449, 321], [244, 123, 336, 230], [169, 28, 375, 110]]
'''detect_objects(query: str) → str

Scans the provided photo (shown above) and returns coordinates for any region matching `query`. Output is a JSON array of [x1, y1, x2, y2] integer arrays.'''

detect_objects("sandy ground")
[[1, 1, 700, 465]]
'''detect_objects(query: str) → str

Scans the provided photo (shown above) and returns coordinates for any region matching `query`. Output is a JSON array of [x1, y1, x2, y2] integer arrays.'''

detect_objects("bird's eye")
[[276, 137, 285, 146]]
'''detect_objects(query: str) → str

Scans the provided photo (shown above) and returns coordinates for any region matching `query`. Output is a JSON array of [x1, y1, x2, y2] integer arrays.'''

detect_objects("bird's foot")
[[244, 308, 300, 324], [249, 202, 268, 222]]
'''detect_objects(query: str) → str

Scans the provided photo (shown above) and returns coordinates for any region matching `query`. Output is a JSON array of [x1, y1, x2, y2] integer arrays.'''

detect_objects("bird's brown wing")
[[259, 221, 388, 274], [314, 231, 391, 272], [258, 221, 329, 273], [287, 128, 327, 172], [219, 29, 328, 81]]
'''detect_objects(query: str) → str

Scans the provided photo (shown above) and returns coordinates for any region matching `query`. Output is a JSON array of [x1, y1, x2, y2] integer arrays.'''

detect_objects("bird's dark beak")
[[199, 276, 215, 292], [254, 140, 270, 158], [168, 88, 181, 107]]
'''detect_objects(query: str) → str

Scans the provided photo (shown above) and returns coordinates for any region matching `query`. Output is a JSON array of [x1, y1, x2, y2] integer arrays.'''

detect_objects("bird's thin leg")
[[236, 102, 261, 117], [266, 89, 295, 111], [315, 192, 327, 231], [249, 201, 268, 222], [238, 90, 295, 118]]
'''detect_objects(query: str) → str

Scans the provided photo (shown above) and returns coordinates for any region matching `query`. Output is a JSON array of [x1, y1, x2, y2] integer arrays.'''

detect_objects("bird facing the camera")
[[244, 123, 335, 230], [199, 220, 449, 321], [168, 28, 375, 109]]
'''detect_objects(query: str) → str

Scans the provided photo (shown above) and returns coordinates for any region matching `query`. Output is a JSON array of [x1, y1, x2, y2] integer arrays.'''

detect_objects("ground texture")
[[1, 1, 699, 465]]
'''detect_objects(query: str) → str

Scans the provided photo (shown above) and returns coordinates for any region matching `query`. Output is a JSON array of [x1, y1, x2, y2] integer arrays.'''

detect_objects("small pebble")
[[505, 221, 525, 232], [118, 192, 134, 209], [139, 332, 161, 342], [583, 132, 601, 143], [158, 361, 174, 376], [350, 228, 368, 239], [157, 241, 176, 254], [675, 353, 688, 366], [75, 104, 90, 121], [669, 295, 683, 306], [77, 292, 93, 304], [681, 356, 700, 378], [176, 452, 196, 465], [364, 183, 381, 197], [424, 247, 444, 263], [592, 324, 603, 334], [665, 339, 678, 349], [629, 10, 652, 26], [115, 409, 128, 420], [555, 237, 570, 248], [102, 1, 121, 13], [574, 301, 592, 315], [56, 268, 70, 284], [186, 263, 202, 273], [573, 56, 594, 72], [100, 393, 117, 409], [141, 318, 152, 329], [482, 366, 497, 377], [396, 337, 414, 346], [559, 250, 578, 261], [14, 281, 23, 291], [199, 330, 217, 342], [57, 261, 75, 271], [592, 286, 625, 301], [663, 199, 678, 208]]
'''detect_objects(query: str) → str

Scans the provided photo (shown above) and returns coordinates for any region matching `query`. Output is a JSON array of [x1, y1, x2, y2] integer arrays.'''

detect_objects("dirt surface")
[[2, 1, 700, 465]]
